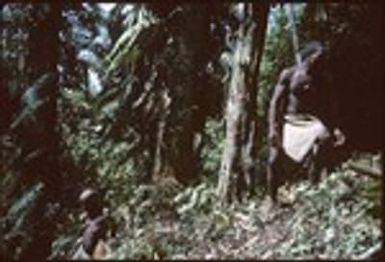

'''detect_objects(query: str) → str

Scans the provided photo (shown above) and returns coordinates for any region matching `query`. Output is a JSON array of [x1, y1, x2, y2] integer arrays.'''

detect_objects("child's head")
[[79, 188, 103, 219]]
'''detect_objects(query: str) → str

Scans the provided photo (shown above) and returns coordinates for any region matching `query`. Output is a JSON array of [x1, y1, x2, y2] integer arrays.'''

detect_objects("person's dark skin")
[[82, 214, 109, 256], [267, 66, 294, 202], [77, 189, 112, 258]]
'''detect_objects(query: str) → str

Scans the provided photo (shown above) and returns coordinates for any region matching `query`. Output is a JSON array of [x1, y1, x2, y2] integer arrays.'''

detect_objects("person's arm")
[[82, 216, 108, 256], [268, 68, 291, 148], [82, 221, 100, 256]]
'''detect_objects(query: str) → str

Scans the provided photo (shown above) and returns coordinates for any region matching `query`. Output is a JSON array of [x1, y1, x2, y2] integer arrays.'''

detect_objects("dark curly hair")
[[79, 188, 103, 219]]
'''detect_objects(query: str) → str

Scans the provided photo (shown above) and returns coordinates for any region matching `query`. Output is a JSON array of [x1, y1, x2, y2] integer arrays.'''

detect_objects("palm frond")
[[103, 7, 158, 78]]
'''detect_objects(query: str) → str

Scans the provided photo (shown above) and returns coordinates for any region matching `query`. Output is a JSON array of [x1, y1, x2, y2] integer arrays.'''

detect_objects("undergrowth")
[[50, 154, 382, 259]]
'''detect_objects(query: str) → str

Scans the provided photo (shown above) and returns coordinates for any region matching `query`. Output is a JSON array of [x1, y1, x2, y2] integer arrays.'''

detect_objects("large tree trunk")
[[151, 5, 212, 185], [218, 3, 269, 203], [0, 3, 62, 260]]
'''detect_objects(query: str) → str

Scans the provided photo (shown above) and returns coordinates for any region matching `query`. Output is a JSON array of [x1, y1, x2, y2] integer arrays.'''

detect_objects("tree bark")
[[218, 3, 269, 203], [151, 5, 211, 185], [0, 3, 62, 260]]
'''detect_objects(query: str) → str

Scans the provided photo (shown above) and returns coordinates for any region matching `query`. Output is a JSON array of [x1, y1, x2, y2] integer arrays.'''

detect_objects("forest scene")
[[0, 2, 383, 260]]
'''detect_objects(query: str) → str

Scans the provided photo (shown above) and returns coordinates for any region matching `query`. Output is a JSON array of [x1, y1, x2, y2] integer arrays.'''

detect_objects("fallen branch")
[[353, 242, 382, 260], [347, 162, 381, 179]]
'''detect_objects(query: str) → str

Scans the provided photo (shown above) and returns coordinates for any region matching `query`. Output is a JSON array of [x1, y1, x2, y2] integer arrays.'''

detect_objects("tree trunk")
[[218, 3, 269, 203], [0, 3, 62, 260], [151, 5, 211, 185]]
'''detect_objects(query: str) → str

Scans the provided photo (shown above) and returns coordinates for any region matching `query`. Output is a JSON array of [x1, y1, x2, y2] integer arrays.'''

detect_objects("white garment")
[[283, 114, 329, 163]]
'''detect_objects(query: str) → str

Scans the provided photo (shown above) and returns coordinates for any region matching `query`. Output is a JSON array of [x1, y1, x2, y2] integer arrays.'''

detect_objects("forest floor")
[[51, 154, 382, 259]]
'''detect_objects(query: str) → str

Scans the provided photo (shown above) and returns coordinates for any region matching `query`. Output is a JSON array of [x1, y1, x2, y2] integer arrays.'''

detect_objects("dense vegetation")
[[1, 2, 383, 260]]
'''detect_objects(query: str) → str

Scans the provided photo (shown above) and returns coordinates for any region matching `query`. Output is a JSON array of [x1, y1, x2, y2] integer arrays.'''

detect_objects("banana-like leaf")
[[10, 74, 50, 130], [6, 182, 44, 232], [103, 7, 158, 78], [104, 26, 145, 76], [105, 6, 148, 62]]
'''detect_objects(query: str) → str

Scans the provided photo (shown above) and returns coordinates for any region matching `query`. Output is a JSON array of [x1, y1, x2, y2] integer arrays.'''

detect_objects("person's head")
[[299, 41, 323, 63], [79, 188, 103, 219], [290, 41, 325, 91]]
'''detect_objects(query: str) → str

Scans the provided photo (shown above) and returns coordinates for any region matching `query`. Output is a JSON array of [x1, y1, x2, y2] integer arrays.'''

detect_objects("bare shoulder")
[[279, 66, 295, 82], [272, 66, 294, 95]]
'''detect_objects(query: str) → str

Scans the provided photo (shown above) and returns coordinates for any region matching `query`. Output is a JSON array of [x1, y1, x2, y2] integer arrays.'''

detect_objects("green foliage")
[[200, 119, 225, 177], [174, 182, 219, 218], [49, 221, 83, 259], [104, 7, 157, 77], [269, 163, 381, 259], [60, 88, 140, 206], [3, 2, 382, 260], [5, 183, 44, 232]]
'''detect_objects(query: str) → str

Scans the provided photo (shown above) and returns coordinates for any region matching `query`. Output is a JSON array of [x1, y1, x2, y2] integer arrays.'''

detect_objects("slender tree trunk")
[[218, 3, 269, 203]]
